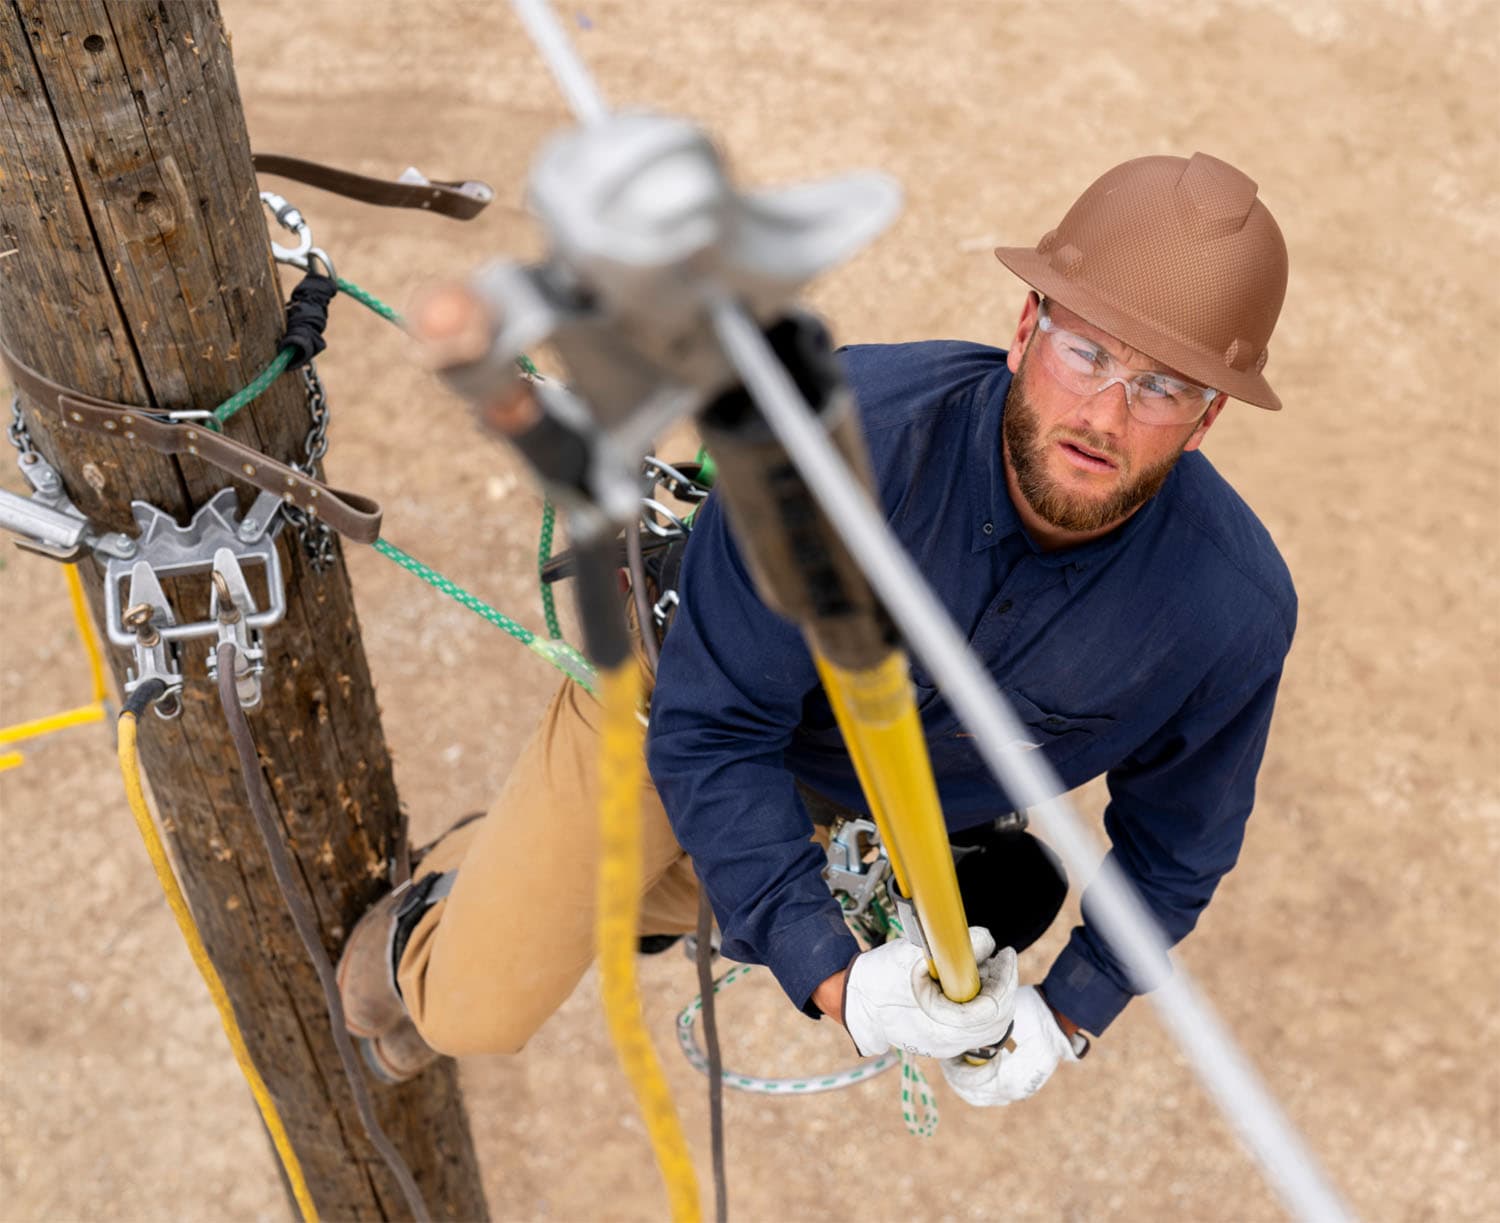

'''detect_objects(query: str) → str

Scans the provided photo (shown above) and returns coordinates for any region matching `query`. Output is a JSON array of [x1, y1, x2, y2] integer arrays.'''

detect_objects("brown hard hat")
[[994, 152, 1289, 410]]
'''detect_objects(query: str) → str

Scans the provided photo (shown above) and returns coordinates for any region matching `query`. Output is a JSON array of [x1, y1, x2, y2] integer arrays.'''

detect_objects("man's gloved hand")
[[843, 927, 1018, 1059], [941, 984, 1083, 1105]]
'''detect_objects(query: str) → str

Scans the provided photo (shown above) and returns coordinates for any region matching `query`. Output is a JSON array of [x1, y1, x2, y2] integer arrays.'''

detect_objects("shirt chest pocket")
[[920, 683, 1116, 772], [993, 688, 1115, 766]]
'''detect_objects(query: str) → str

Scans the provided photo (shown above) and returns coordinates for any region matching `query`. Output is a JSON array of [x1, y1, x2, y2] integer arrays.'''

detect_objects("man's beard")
[[1003, 353, 1188, 535]]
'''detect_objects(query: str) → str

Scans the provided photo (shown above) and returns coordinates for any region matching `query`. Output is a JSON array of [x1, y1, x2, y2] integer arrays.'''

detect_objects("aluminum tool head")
[[452, 111, 899, 531], [527, 111, 900, 341]]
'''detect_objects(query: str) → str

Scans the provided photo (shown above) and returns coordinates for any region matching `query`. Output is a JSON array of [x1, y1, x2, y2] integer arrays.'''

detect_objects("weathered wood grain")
[[0, 4, 488, 1218]]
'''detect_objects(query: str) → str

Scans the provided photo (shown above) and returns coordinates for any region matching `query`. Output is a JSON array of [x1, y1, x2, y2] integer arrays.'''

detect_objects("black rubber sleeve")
[[574, 535, 631, 668], [122, 679, 167, 719]]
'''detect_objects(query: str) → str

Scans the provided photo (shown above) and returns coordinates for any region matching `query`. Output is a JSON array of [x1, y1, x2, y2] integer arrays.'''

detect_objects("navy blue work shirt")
[[646, 340, 1296, 1035]]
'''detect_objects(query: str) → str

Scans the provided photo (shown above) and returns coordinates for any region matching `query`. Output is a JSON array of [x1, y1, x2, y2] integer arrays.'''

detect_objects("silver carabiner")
[[275, 245, 338, 283], [260, 190, 313, 264]]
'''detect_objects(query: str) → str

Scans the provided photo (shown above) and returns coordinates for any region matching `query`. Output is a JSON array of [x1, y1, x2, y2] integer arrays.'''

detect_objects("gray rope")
[[625, 518, 660, 674], [216, 644, 431, 1223], [695, 892, 727, 1222]]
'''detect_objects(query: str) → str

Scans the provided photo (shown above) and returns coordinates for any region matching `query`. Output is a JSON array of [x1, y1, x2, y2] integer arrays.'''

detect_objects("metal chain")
[[8, 392, 37, 458], [278, 361, 336, 573]]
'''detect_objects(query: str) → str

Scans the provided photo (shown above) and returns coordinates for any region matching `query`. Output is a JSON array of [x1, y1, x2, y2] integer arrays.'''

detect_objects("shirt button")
[[982, 522, 994, 535]]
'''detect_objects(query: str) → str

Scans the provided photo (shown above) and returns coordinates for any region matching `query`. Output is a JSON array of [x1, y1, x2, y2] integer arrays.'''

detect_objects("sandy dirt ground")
[[2, 1, 1497, 1220]]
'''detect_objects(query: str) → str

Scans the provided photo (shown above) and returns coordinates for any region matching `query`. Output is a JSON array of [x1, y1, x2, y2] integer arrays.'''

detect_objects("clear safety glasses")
[[1035, 300, 1217, 426]]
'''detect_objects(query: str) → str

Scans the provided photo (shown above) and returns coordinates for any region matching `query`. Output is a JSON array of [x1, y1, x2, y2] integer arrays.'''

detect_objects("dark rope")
[[215, 644, 431, 1222], [696, 890, 728, 1222], [625, 519, 661, 674]]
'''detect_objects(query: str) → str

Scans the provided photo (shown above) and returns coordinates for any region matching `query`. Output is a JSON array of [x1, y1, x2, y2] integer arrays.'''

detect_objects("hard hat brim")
[[992, 246, 1283, 412]]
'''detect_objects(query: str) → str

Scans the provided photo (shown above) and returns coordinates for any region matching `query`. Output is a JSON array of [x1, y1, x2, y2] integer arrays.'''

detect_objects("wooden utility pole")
[[0, 4, 488, 1218]]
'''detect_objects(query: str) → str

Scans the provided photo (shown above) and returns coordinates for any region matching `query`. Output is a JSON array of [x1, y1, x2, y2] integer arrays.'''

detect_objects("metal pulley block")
[[423, 106, 898, 540], [102, 488, 287, 717]]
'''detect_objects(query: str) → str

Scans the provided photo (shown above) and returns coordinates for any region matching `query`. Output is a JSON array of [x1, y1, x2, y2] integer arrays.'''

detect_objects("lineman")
[[338, 151, 1294, 1109]]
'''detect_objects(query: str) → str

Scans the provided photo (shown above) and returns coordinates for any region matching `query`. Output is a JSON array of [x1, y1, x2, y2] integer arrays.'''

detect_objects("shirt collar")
[[966, 356, 1169, 580]]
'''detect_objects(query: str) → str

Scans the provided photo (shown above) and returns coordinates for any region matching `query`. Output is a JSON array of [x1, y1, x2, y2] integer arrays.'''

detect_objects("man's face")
[[1002, 296, 1225, 538]]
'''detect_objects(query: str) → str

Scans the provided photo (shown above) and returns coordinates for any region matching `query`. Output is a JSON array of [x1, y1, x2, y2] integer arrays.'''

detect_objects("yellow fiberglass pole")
[[699, 308, 982, 1007], [814, 650, 980, 1004]]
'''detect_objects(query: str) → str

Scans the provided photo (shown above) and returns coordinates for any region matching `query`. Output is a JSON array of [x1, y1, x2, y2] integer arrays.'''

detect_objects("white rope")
[[711, 298, 1354, 1223], [677, 963, 902, 1095], [511, 0, 610, 125]]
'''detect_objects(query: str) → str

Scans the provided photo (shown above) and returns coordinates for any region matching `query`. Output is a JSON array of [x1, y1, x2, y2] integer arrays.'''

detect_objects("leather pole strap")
[[0, 336, 382, 544], [0, 150, 496, 542], [252, 153, 494, 220]]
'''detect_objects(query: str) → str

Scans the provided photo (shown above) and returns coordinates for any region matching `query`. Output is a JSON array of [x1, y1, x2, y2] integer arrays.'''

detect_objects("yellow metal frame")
[[0, 564, 110, 772], [814, 650, 980, 1003]]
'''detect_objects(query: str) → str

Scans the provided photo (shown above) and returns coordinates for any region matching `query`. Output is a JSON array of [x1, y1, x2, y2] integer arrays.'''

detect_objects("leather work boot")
[[336, 814, 481, 1041], [360, 1016, 440, 1085], [336, 883, 416, 1039]]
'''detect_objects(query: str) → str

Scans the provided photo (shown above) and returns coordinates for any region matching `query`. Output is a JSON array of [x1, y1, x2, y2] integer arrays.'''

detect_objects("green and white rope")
[[211, 347, 295, 427], [537, 499, 565, 640], [336, 276, 401, 324], [676, 964, 900, 1093], [898, 1052, 939, 1138], [373, 538, 596, 693], [203, 264, 593, 686], [324, 275, 561, 642], [676, 962, 939, 1136]]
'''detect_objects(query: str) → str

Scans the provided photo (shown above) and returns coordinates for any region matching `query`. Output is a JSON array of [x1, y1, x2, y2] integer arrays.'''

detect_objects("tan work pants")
[[397, 673, 703, 1056]]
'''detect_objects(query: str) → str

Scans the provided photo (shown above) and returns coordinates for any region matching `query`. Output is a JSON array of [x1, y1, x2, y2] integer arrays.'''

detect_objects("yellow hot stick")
[[814, 650, 980, 1003], [0, 750, 23, 773]]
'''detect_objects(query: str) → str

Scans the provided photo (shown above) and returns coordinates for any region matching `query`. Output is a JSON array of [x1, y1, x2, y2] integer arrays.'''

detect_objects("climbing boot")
[[359, 1017, 441, 1085], [336, 869, 456, 1039], [335, 814, 482, 1038]]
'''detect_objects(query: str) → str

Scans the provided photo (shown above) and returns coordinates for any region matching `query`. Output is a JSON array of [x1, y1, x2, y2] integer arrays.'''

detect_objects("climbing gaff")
[[697, 312, 981, 1005]]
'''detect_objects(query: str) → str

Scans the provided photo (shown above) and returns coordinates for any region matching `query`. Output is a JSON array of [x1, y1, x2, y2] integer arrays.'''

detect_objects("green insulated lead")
[[374, 538, 596, 693]]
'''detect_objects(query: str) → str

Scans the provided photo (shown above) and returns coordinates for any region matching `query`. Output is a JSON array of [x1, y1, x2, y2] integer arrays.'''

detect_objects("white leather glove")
[[941, 984, 1083, 1106], [842, 927, 1018, 1059]]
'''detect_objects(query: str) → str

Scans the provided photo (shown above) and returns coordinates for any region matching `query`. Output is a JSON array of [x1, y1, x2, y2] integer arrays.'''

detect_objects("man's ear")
[[1006, 292, 1042, 374], [1182, 394, 1228, 452]]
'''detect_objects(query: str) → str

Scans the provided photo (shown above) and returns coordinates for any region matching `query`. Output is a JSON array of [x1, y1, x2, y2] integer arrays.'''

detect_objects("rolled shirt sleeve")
[[1041, 626, 1292, 1034], [647, 493, 861, 1014]]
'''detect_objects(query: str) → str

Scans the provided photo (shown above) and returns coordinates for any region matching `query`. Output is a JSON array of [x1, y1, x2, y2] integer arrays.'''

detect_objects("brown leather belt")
[[0, 337, 383, 544], [252, 153, 495, 220]]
